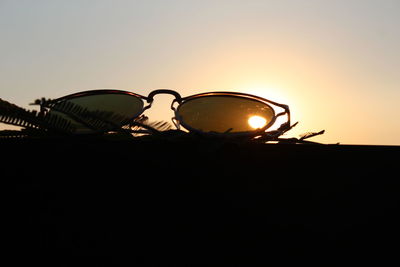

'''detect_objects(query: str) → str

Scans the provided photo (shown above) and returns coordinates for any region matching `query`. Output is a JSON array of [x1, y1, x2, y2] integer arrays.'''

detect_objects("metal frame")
[[44, 89, 291, 137], [175, 91, 290, 137]]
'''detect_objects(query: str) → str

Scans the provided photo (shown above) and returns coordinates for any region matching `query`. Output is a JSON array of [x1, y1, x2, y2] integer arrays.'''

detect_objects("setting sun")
[[248, 115, 267, 129]]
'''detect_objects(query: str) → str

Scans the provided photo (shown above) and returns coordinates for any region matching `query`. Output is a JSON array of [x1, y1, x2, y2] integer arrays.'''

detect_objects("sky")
[[1, 0, 399, 145]]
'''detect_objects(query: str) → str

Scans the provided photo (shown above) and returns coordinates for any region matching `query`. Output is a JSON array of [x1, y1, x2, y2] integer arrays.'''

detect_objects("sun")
[[248, 115, 267, 129]]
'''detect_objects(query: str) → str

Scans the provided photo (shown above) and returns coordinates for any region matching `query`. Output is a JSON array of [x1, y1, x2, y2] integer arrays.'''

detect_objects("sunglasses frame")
[[44, 89, 291, 137]]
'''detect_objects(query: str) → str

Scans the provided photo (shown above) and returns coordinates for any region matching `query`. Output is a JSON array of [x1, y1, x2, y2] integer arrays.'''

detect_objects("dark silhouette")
[[2, 92, 399, 265], [1, 89, 324, 143]]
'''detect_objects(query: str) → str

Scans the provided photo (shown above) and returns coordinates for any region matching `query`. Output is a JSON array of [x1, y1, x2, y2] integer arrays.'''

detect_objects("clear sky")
[[1, 0, 399, 145]]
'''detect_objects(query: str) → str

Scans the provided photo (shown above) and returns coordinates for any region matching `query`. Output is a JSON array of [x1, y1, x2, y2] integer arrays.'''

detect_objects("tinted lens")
[[49, 93, 144, 134], [177, 95, 275, 134]]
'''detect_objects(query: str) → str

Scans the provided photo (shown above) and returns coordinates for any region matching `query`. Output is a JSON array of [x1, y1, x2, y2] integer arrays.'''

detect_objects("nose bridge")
[[147, 89, 182, 103]]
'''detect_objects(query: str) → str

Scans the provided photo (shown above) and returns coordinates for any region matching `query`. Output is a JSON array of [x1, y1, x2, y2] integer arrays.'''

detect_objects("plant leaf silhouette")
[[0, 98, 76, 135], [299, 130, 325, 141]]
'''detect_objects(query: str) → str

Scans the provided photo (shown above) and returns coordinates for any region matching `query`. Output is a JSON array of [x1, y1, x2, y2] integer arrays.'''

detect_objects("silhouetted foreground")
[[3, 137, 399, 266]]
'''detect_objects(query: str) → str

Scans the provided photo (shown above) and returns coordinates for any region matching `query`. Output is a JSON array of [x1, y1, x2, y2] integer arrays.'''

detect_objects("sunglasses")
[[37, 89, 292, 138]]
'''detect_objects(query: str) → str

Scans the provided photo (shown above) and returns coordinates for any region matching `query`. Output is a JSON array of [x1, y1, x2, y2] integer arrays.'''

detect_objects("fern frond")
[[0, 98, 41, 129], [144, 120, 172, 132], [124, 115, 173, 136], [0, 98, 76, 134], [46, 100, 131, 133]]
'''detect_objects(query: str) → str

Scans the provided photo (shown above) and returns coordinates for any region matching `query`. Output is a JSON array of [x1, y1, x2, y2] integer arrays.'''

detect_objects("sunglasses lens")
[[49, 93, 144, 134], [177, 96, 275, 134]]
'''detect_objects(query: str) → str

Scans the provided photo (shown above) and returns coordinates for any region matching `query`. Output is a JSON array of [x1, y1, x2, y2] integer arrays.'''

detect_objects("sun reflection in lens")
[[248, 115, 267, 129]]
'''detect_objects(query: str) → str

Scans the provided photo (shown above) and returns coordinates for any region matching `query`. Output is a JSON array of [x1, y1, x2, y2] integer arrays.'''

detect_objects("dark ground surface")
[[2, 136, 400, 266]]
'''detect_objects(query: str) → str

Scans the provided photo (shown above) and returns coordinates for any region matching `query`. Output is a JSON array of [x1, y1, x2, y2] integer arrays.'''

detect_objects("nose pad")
[[171, 117, 180, 130], [170, 99, 181, 130]]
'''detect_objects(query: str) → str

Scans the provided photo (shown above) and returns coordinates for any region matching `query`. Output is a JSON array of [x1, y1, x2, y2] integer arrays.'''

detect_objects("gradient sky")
[[1, 0, 399, 145]]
